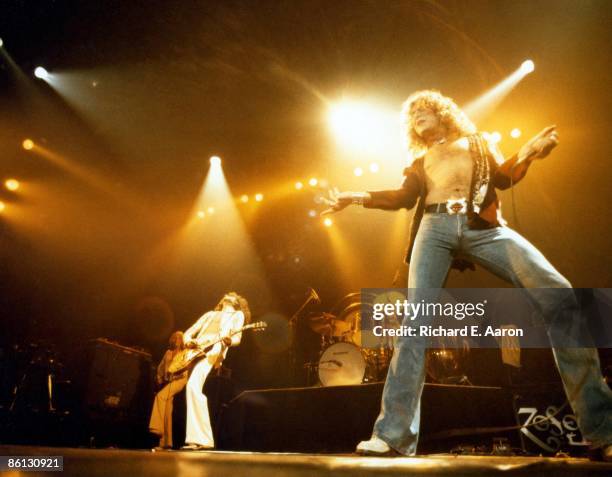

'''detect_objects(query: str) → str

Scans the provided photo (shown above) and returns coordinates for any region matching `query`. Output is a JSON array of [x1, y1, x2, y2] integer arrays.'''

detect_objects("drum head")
[[318, 342, 365, 387]]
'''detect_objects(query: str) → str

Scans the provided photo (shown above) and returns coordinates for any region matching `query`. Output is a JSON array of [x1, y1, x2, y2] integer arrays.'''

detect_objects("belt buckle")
[[446, 198, 467, 215]]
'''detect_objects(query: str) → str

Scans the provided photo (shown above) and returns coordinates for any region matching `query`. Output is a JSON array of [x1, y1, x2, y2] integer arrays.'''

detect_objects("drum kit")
[[298, 289, 471, 387], [302, 291, 394, 387]]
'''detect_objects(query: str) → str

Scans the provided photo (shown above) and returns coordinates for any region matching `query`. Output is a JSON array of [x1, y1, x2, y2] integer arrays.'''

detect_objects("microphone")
[[309, 287, 321, 304]]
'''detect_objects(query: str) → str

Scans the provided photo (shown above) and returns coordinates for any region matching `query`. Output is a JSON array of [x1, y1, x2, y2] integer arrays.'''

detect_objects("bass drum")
[[318, 342, 366, 387]]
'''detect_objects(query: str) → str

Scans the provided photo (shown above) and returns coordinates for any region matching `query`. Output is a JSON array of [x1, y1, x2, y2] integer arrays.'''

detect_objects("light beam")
[[463, 60, 536, 123]]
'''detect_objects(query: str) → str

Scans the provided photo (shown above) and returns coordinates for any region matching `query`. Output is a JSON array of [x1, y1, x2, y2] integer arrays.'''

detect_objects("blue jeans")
[[372, 213, 612, 454]]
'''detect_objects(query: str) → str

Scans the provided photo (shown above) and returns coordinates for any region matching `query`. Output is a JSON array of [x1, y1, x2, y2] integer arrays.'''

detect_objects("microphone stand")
[[289, 289, 319, 385]]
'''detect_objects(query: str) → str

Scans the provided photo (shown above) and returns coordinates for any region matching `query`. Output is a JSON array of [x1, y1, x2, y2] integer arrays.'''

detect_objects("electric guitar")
[[167, 321, 267, 377]]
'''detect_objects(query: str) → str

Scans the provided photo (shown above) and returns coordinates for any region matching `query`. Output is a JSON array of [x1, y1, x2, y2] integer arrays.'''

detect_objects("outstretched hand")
[[320, 187, 354, 216], [519, 125, 559, 162]]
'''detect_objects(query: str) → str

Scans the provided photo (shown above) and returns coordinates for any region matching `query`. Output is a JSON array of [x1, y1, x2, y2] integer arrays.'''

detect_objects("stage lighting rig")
[[34, 66, 49, 80], [520, 60, 535, 74], [5, 179, 20, 191]]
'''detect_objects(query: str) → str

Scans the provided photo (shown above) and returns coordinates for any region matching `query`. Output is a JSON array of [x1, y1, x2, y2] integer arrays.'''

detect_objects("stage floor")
[[1, 446, 611, 476]]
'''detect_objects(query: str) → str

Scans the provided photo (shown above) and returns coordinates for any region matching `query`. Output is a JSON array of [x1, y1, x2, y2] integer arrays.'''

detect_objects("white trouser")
[[185, 358, 215, 447]]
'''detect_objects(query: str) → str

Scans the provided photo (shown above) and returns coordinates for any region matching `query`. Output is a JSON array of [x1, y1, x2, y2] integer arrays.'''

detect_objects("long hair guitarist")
[[149, 330, 188, 450], [181, 292, 250, 450]]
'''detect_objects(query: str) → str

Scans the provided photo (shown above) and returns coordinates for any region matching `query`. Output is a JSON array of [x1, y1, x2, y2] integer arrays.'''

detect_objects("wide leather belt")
[[424, 199, 468, 215]]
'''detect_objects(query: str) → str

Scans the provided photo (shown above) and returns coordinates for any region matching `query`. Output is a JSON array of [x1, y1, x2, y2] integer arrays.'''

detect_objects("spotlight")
[[323, 217, 333, 227], [34, 66, 49, 80], [295, 181, 304, 190], [240, 194, 249, 203], [353, 167, 363, 177], [328, 100, 391, 153], [197, 210, 206, 219], [309, 178, 318, 187], [210, 156, 221, 166], [207, 206, 215, 214], [520, 60, 535, 74], [5, 179, 20, 191], [0, 201, 5, 213], [490, 131, 502, 144], [22, 139, 34, 150], [254, 193, 264, 202], [308, 209, 317, 218], [369, 163, 379, 173], [510, 128, 521, 138], [0, 38, 3, 48]]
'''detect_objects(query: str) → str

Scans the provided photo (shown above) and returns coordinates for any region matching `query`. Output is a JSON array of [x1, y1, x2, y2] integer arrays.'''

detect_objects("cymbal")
[[307, 312, 343, 336]]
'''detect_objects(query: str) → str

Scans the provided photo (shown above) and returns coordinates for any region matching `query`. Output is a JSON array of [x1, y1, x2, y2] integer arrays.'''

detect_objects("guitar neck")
[[203, 324, 255, 349]]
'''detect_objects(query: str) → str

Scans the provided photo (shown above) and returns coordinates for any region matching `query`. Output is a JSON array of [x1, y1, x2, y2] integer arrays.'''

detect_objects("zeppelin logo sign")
[[518, 406, 589, 452]]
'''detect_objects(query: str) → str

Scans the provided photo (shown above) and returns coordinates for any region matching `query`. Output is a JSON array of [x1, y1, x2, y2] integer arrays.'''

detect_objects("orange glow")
[[295, 181, 304, 190], [324, 216, 368, 290], [22, 139, 34, 150], [197, 210, 206, 219], [510, 128, 521, 138], [5, 179, 20, 191], [254, 193, 264, 202], [327, 99, 398, 155], [490, 131, 502, 144], [323, 217, 333, 227], [171, 149, 276, 313], [240, 194, 249, 203], [0, 201, 5, 213], [21, 143, 130, 203]]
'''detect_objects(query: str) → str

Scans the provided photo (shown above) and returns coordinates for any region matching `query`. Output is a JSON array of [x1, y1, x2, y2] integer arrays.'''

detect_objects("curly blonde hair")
[[401, 90, 476, 158]]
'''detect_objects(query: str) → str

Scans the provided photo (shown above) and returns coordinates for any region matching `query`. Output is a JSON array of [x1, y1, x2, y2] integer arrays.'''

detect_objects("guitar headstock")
[[247, 321, 267, 332]]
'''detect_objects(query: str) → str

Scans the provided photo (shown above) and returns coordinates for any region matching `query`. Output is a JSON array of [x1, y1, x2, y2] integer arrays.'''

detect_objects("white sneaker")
[[356, 436, 397, 456]]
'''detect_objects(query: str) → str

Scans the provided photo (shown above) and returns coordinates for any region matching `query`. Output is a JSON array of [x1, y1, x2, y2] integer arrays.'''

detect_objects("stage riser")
[[218, 383, 519, 454]]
